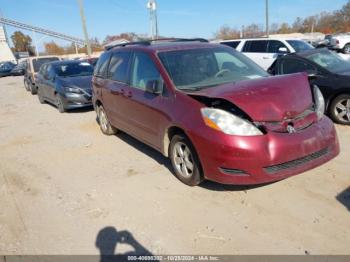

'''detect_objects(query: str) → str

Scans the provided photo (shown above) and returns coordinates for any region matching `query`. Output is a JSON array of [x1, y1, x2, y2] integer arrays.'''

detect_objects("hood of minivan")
[[189, 73, 313, 122], [58, 75, 92, 90]]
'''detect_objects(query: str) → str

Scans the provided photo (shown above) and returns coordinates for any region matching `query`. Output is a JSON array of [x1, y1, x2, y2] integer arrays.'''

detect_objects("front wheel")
[[343, 44, 350, 54], [55, 94, 66, 113], [97, 105, 117, 135], [329, 94, 350, 125], [169, 134, 204, 186], [37, 88, 45, 104]]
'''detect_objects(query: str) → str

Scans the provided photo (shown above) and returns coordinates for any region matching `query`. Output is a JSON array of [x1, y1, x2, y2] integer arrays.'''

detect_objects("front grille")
[[264, 148, 329, 174]]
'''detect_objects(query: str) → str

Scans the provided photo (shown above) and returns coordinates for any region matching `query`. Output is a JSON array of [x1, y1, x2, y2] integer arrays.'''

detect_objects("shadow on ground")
[[336, 187, 350, 211], [96, 227, 155, 262]]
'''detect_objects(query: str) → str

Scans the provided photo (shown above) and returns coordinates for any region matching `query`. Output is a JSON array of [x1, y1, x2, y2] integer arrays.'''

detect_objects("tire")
[[169, 134, 204, 186], [24, 78, 30, 91], [329, 94, 350, 125], [55, 93, 66, 113], [97, 105, 117, 135], [343, 44, 350, 54], [37, 88, 45, 104], [29, 80, 37, 95]]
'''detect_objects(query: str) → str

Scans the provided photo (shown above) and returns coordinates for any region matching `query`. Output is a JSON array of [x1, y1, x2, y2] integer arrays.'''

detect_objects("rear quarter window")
[[243, 40, 268, 53], [94, 52, 111, 78], [221, 41, 241, 49]]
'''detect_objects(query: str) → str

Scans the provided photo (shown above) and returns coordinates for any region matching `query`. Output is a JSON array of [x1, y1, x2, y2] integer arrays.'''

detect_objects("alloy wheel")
[[99, 107, 108, 132], [334, 99, 350, 123], [172, 142, 194, 178], [344, 45, 350, 54]]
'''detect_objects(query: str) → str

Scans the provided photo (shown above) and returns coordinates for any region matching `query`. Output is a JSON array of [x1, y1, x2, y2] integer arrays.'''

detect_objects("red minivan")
[[92, 39, 339, 186]]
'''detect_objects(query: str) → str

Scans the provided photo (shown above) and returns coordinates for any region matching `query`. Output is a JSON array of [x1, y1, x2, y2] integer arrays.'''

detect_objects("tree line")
[[10, 0, 350, 55], [215, 0, 350, 39]]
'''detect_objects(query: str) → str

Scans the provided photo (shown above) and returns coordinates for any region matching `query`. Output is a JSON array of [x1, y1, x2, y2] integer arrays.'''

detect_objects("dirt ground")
[[0, 76, 349, 256]]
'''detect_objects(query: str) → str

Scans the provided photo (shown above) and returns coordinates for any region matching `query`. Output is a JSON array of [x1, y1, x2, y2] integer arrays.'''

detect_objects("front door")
[[122, 51, 169, 149]]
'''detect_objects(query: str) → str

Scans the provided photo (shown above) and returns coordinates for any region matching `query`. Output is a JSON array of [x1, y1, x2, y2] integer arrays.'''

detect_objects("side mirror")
[[278, 47, 289, 54], [145, 80, 162, 95], [307, 69, 319, 80]]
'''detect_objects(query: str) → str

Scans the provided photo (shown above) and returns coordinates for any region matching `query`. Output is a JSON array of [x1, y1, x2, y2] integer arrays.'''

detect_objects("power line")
[[0, 17, 85, 44]]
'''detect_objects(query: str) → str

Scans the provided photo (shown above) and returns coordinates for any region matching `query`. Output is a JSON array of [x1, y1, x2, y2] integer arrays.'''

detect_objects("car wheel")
[[169, 134, 204, 186], [97, 105, 117, 135], [55, 94, 66, 113], [24, 79, 30, 91], [37, 88, 45, 104], [29, 80, 37, 95], [343, 44, 350, 54], [330, 94, 350, 125]]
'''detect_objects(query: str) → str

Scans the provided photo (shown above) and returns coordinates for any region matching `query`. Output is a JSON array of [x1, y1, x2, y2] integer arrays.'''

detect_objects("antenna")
[[147, 0, 158, 40]]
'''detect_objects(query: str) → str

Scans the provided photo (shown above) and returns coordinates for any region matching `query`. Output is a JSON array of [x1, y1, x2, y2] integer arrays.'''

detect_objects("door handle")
[[263, 56, 270, 59]]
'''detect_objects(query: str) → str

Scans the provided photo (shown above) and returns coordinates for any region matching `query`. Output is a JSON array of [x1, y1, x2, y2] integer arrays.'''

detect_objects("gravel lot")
[[0, 76, 349, 255]]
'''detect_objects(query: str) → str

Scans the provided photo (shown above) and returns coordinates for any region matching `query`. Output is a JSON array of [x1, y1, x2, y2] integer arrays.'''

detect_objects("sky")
[[0, 0, 348, 51]]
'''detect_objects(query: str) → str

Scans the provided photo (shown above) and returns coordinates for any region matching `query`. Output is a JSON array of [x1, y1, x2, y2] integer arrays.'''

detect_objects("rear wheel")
[[169, 134, 204, 186], [24, 78, 30, 91], [97, 105, 117, 135], [29, 80, 37, 95], [329, 94, 350, 125], [55, 94, 65, 113], [343, 44, 350, 54]]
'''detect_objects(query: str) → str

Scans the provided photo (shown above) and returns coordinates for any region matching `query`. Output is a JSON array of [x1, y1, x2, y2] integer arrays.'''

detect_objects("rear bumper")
[[189, 117, 339, 185], [61, 92, 92, 109]]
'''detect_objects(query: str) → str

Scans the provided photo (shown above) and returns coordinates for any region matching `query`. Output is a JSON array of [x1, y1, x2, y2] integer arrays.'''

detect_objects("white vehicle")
[[220, 38, 314, 70], [330, 33, 350, 54]]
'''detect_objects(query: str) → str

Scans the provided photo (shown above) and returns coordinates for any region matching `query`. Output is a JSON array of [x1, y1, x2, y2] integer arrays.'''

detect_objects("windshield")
[[158, 47, 268, 91], [306, 50, 350, 74], [287, 40, 314, 52], [33, 57, 59, 72], [55, 62, 94, 77]]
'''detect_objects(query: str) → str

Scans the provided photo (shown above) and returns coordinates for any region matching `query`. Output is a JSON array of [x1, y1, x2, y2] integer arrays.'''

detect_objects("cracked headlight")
[[201, 108, 263, 136]]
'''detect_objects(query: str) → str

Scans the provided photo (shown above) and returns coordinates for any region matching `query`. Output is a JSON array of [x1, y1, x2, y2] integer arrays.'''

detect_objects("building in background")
[[0, 25, 16, 63]]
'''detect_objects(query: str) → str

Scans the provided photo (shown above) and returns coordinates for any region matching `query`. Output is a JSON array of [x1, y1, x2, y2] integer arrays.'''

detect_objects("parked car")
[[268, 48, 350, 125], [24, 56, 60, 94], [36, 60, 94, 113], [329, 33, 350, 54], [0, 61, 16, 77], [220, 38, 314, 70], [10, 61, 27, 76], [92, 39, 339, 186]]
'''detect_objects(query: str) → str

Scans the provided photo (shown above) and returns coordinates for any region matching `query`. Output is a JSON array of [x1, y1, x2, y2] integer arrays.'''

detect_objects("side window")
[[131, 52, 162, 90], [47, 65, 56, 79], [281, 59, 316, 74], [39, 65, 46, 76], [267, 40, 289, 53], [243, 40, 268, 53], [94, 52, 111, 78], [221, 41, 240, 49], [107, 52, 131, 83]]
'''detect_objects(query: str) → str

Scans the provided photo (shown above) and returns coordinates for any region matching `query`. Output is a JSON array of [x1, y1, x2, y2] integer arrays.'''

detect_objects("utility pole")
[[265, 0, 269, 38], [77, 0, 91, 56], [147, 0, 159, 40]]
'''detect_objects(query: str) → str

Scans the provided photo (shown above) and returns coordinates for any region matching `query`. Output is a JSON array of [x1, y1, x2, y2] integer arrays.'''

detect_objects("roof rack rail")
[[105, 41, 150, 50], [104, 38, 209, 50]]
